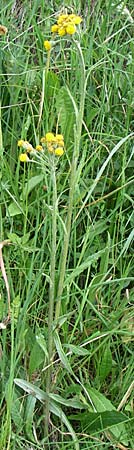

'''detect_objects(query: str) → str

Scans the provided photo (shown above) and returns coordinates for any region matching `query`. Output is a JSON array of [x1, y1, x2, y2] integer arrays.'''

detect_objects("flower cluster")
[[41, 132, 64, 156], [51, 14, 82, 36], [18, 133, 64, 162]]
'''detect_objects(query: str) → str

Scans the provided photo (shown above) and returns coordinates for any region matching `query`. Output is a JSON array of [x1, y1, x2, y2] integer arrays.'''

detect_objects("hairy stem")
[[55, 41, 86, 322], [45, 160, 57, 435]]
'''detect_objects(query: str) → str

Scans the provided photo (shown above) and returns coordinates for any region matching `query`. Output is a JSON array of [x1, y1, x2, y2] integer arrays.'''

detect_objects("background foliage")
[[0, 0, 134, 449]]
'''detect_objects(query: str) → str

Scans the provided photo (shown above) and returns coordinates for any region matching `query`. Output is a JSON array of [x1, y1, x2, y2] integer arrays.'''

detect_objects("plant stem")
[[55, 41, 86, 322], [45, 159, 57, 436], [0, 101, 3, 158]]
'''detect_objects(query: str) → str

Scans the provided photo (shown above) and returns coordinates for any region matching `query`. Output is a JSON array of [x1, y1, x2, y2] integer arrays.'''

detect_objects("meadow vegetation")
[[0, 0, 134, 449]]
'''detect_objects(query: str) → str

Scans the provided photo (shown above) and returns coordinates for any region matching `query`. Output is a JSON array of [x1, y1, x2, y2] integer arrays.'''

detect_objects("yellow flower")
[[51, 24, 58, 33], [18, 139, 24, 147], [36, 145, 43, 151], [56, 134, 64, 140], [0, 25, 8, 35], [40, 137, 46, 143], [66, 24, 76, 35], [47, 143, 54, 153], [23, 141, 34, 152], [57, 15, 68, 25], [19, 153, 29, 162], [55, 134, 64, 146], [58, 27, 66, 36], [18, 139, 34, 152], [69, 14, 82, 24], [45, 132, 55, 142], [55, 147, 64, 156], [73, 16, 82, 24], [44, 40, 51, 51]]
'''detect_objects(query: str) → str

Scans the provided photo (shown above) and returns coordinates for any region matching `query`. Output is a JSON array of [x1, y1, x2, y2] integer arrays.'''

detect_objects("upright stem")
[[0, 101, 3, 158], [55, 41, 86, 322], [45, 160, 57, 435]]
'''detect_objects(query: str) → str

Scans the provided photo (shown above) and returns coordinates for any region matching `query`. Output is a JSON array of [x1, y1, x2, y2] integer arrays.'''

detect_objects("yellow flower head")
[[18, 139, 24, 147], [44, 40, 51, 51], [57, 15, 68, 25], [51, 24, 58, 33], [55, 134, 64, 146], [19, 153, 29, 162], [45, 132, 55, 142], [66, 24, 76, 35], [18, 139, 34, 152], [55, 147, 64, 156], [58, 27, 66, 36], [47, 144, 54, 153], [69, 14, 82, 24], [36, 145, 43, 151], [40, 137, 46, 143]]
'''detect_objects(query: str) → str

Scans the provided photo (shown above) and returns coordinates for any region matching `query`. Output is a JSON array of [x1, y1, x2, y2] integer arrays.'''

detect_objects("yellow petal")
[[51, 24, 58, 33], [57, 15, 68, 25], [18, 139, 24, 147], [56, 134, 64, 141], [66, 24, 76, 35], [73, 16, 82, 24], [19, 153, 29, 162], [58, 26, 66, 36], [44, 40, 51, 51], [55, 147, 64, 156], [40, 137, 46, 143], [36, 145, 43, 151], [45, 132, 55, 142]]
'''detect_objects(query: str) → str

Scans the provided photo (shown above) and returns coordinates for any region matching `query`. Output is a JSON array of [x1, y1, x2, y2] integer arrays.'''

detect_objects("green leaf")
[[8, 202, 23, 216], [65, 248, 106, 286], [49, 393, 85, 410], [86, 107, 99, 125], [29, 341, 45, 376], [85, 387, 128, 445], [14, 378, 79, 450], [36, 333, 48, 359], [53, 330, 73, 374], [45, 70, 60, 98], [7, 233, 21, 244], [11, 390, 24, 430], [56, 86, 76, 145], [99, 344, 112, 382], [64, 344, 89, 356], [50, 401, 79, 450], [70, 410, 128, 435], [77, 132, 134, 220], [22, 174, 44, 198], [25, 395, 36, 441], [14, 378, 47, 401]]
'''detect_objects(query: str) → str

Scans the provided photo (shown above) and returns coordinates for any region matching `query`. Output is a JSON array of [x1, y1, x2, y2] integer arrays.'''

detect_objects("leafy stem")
[[55, 41, 86, 322], [45, 158, 57, 435]]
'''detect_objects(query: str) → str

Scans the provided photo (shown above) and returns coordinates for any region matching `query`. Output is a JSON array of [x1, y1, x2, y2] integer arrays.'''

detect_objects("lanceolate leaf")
[[14, 378, 79, 450], [70, 410, 128, 434], [53, 330, 73, 374], [85, 387, 128, 445], [22, 174, 44, 198], [56, 86, 76, 145]]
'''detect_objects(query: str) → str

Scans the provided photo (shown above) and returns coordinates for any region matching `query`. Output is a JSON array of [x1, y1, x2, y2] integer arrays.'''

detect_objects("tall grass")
[[0, 1, 134, 449]]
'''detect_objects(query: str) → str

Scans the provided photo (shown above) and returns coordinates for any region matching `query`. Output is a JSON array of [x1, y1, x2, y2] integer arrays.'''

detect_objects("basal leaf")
[[54, 330, 73, 374], [85, 387, 128, 445]]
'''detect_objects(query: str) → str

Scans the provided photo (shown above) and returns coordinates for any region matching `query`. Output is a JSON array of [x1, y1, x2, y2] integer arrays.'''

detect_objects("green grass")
[[0, 0, 134, 449]]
